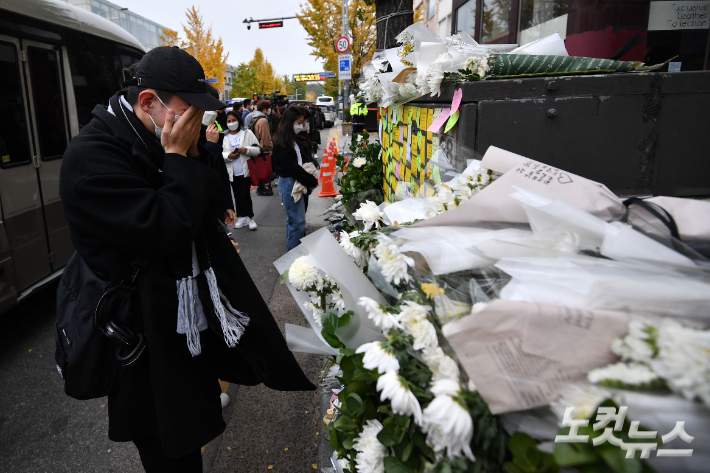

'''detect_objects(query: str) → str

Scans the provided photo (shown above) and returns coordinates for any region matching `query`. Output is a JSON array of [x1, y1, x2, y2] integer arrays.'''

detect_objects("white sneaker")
[[220, 392, 230, 408], [234, 217, 247, 228], [248, 218, 257, 230]]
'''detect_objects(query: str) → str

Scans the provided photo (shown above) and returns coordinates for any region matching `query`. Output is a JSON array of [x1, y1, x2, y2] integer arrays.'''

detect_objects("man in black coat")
[[59, 47, 314, 472]]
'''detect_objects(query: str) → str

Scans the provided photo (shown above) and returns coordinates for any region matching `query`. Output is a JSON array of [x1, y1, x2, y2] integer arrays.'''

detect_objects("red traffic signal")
[[259, 21, 283, 29]]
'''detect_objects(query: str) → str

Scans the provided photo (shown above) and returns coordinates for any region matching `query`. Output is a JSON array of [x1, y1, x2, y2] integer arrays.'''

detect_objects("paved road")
[[0, 125, 338, 473]]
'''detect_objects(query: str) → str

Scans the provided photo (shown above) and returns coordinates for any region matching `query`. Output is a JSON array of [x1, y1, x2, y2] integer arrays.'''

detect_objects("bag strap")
[[624, 197, 680, 240]]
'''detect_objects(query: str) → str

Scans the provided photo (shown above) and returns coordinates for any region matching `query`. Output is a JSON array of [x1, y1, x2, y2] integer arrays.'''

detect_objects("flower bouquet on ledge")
[[274, 143, 710, 473]]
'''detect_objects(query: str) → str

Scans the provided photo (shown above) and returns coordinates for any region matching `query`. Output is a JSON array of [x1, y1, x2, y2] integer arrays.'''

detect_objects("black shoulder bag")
[[55, 252, 146, 400]]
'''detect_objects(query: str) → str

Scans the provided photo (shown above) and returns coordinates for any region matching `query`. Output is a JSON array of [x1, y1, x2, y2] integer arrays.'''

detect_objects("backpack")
[[248, 115, 268, 137], [55, 252, 146, 400]]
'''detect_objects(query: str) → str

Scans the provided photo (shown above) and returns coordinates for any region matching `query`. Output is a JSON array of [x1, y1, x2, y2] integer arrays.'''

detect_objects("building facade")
[[224, 63, 237, 100], [415, 0, 709, 71], [63, 0, 172, 51]]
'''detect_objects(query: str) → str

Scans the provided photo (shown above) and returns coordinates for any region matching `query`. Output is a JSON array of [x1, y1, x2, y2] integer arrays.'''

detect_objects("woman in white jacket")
[[223, 111, 261, 229]]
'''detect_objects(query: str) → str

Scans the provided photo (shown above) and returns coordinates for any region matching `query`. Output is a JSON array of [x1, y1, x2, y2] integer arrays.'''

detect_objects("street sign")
[[259, 21, 283, 29], [338, 54, 352, 80], [293, 72, 336, 82], [336, 36, 350, 54], [205, 78, 218, 83]]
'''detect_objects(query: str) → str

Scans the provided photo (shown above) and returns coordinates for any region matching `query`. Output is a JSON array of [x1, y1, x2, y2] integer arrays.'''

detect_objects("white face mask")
[[266, 109, 271, 116], [227, 122, 240, 131], [293, 124, 305, 134], [149, 93, 181, 139], [304, 122, 310, 132], [202, 110, 218, 126]]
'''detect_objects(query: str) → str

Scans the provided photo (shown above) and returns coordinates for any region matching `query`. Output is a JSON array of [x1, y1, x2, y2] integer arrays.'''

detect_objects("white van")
[[316, 96, 336, 127]]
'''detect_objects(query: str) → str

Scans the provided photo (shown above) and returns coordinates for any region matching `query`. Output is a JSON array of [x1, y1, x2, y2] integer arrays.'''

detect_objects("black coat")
[[271, 141, 319, 188], [59, 97, 315, 457]]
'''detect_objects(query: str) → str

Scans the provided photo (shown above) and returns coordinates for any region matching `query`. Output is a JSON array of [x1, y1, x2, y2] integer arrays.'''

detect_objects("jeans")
[[230, 175, 254, 218], [278, 177, 306, 251]]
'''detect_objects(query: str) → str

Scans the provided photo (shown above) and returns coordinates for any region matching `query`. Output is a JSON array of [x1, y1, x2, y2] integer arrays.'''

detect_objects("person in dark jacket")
[[272, 106, 319, 250], [59, 47, 314, 473]]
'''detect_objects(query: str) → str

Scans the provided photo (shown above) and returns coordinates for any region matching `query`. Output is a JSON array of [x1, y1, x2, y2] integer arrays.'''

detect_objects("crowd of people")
[[200, 94, 328, 248]]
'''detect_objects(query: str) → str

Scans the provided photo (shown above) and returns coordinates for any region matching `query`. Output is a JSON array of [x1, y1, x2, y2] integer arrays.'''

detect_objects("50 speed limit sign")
[[336, 36, 350, 54]]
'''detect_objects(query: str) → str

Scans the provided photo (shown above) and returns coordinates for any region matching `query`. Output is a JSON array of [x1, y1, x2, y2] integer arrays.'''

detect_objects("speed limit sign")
[[336, 36, 350, 54]]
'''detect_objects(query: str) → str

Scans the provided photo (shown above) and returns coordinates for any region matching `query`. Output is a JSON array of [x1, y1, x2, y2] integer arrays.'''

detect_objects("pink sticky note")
[[427, 107, 451, 132], [395, 161, 400, 176], [450, 88, 463, 115]]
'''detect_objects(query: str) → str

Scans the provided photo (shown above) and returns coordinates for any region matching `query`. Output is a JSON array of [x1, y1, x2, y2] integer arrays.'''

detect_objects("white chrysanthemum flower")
[[352, 157, 367, 168], [588, 362, 659, 386], [332, 291, 346, 312], [353, 200, 385, 232], [472, 302, 489, 314], [427, 63, 445, 97], [422, 379, 474, 461], [356, 341, 400, 374], [353, 419, 388, 473], [424, 186, 458, 218], [435, 52, 453, 62], [611, 320, 656, 363], [400, 301, 438, 350], [340, 230, 367, 267], [422, 346, 460, 382], [651, 319, 710, 404], [550, 231, 581, 254], [398, 81, 418, 98], [376, 371, 423, 424], [550, 384, 611, 423], [373, 234, 415, 285], [288, 256, 320, 291], [358, 297, 402, 333], [303, 301, 324, 328], [416, 70, 431, 96]]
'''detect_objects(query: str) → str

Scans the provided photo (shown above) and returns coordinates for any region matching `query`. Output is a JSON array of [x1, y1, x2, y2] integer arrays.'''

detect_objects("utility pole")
[[375, 0, 414, 51], [342, 0, 350, 118]]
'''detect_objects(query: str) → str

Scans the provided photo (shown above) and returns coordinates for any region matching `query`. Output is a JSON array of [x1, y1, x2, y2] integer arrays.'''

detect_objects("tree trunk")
[[376, 0, 414, 50]]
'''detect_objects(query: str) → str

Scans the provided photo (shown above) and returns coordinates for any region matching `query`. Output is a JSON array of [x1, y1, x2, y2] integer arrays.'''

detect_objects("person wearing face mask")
[[59, 47, 315, 473], [271, 106, 319, 250], [245, 100, 274, 196], [295, 108, 320, 214], [198, 85, 235, 226], [241, 99, 252, 122], [222, 111, 260, 230]]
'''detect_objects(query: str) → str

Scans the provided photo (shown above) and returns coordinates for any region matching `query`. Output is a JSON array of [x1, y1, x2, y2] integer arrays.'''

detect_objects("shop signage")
[[648, 1, 710, 30]]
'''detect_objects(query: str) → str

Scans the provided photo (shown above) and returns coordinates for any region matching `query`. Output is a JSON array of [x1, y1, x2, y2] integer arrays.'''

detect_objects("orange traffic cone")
[[318, 152, 339, 197], [318, 148, 329, 182]]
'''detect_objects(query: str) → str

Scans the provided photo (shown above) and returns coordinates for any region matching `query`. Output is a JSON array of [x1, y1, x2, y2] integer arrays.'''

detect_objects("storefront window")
[[481, 0, 512, 43], [456, 0, 477, 38], [519, 0, 569, 45], [428, 0, 436, 19]]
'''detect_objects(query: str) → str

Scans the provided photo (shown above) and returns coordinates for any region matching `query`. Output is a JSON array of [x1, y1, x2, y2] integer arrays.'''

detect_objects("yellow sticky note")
[[408, 106, 414, 124], [400, 161, 405, 180], [1, 155, 9, 163], [427, 109, 434, 138], [393, 125, 399, 142], [405, 167, 411, 184], [403, 106, 410, 125], [427, 142, 433, 162]]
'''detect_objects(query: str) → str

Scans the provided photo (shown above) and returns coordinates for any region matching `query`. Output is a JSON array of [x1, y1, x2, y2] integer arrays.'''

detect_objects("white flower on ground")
[[356, 341, 400, 374], [358, 297, 402, 333], [376, 371, 423, 425], [353, 419, 388, 473], [339, 230, 366, 266], [352, 157, 367, 168], [550, 384, 611, 423], [422, 379, 474, 461], [423, 186, 458, 218], [373, 234, 415, 285], [588, 362, 659, 386], [651, 319, 710, 404], [426, 63, 445, 97], [422, 346, 460, 382], [399, 301, 438, 350], [611, 320, 657, 363], [288, 256, 320, 291], [353, 200, 385, 232], [472, 302, 489, 314], [303, 300, 324, 328]]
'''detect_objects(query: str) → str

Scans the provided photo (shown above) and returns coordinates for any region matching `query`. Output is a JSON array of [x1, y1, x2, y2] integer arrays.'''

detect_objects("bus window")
[[26, 46, 68, 160], [0, 40, 32, 168]]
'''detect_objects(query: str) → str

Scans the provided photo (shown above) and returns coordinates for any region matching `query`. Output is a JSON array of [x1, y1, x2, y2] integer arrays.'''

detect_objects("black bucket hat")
[[125, 46, 226, 111]]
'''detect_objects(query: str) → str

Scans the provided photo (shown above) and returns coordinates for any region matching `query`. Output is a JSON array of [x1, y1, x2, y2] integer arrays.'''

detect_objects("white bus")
[[0, 0, 145, 314]]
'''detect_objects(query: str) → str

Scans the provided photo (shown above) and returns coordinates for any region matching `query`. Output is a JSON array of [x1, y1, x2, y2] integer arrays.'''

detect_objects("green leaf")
[[340, 348, 356, 357], [383, 455, 416, 473], [504, 462, 526, 473], [554, 441, 598, 467], [279, 270, 289, 284], [342, 435, 356, 450], [377, 422, 397, 447], [346, 392, 363, 413], [598, 445, 642, 473], [322, 328, 344, 348], [401, 441, 413, 462]]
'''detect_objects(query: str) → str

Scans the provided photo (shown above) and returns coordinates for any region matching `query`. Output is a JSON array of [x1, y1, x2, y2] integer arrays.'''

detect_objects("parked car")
[[318, 105, 336, 128]]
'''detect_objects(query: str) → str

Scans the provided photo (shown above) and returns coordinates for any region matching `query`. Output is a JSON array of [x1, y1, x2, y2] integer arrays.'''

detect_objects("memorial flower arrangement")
[[335, 131, 385, 208]]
